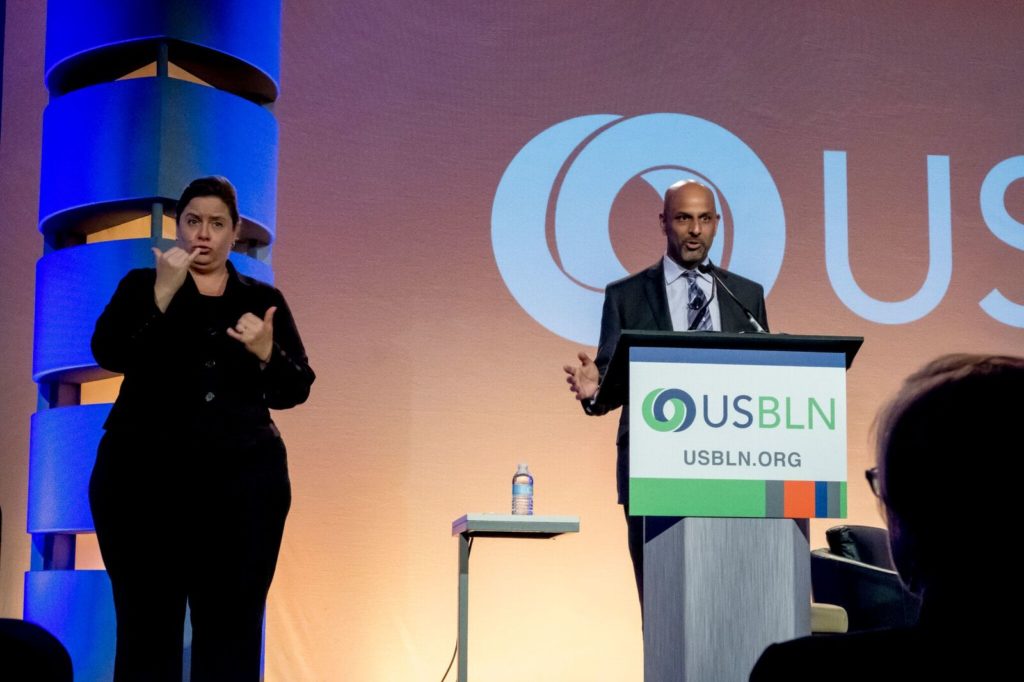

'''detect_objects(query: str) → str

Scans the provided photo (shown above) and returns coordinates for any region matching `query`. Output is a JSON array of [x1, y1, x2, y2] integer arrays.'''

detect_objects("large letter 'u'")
[[823, 151, 952, 324]]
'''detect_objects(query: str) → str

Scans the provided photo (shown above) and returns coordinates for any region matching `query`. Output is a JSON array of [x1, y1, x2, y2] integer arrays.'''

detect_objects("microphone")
[[698, 262, 767, 333]]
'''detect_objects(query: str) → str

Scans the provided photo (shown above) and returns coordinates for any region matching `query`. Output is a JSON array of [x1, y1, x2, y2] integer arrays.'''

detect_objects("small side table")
[[451, 514, 580, 681]]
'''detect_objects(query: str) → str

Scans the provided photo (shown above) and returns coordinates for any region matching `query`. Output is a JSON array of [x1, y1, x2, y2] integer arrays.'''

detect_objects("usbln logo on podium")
[[642, 388, 698, 432], [629, 347, 848, 518], [491, 113, 786, 346], [641, 385, 838, 437]]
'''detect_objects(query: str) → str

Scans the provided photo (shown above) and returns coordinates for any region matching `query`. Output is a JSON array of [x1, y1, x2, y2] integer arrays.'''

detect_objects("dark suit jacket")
[[749, 604, 1002, 681], [586, 260, 768, 503]]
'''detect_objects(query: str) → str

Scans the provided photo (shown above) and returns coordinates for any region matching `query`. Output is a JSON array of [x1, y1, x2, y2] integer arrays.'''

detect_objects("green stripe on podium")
[[629, 478, 767, 517]]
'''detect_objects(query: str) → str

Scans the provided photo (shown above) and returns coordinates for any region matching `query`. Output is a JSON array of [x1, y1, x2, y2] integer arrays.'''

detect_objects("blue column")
[[29, 2, 281, 679]]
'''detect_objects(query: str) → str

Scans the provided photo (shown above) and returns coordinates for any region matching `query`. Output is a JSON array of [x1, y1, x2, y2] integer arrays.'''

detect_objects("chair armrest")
[[810, 602, 849, 634]]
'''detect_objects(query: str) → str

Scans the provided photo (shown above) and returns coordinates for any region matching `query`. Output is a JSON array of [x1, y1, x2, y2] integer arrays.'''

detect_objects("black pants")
[[90, 430, 291, 682]]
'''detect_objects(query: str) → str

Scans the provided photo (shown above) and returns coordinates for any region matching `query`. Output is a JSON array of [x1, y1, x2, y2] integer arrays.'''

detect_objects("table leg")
[[458, 532, 470, 681]]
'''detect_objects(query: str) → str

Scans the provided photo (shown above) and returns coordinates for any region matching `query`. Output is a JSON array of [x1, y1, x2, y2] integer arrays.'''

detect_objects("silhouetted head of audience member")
[[874, 354, 1024, 602]]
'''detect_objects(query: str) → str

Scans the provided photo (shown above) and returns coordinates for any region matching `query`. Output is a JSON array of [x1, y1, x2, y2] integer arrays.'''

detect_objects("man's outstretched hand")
[[563, 351, 599, 401]]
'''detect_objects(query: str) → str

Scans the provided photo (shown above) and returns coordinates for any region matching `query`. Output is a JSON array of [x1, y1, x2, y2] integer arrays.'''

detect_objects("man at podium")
[[564, 180, 769, 602]]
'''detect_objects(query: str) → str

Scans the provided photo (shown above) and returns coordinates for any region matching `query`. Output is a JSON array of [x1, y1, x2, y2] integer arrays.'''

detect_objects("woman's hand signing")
[[152, 246, 200, 312], [227, 307, 276, 363]]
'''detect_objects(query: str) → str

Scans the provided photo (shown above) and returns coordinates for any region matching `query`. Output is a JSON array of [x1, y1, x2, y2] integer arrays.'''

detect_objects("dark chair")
[[0, 505, 74, 681], [0, 619, 74, 681], [811, 525, 921, 632]]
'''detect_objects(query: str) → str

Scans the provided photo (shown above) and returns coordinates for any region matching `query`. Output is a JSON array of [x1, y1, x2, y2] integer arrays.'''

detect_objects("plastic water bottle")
[[511, 463, 534, 515]]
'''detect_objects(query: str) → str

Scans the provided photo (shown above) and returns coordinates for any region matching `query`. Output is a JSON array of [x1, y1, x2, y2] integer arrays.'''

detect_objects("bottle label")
[[512, 484, 533, 496]]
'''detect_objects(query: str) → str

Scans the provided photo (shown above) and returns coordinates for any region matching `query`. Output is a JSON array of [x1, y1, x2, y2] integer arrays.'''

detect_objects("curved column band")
[[27, 404, 110, 533], [39, 77, 278, 244], [24, 570, 116, 681], [45, 0, 280, 100]]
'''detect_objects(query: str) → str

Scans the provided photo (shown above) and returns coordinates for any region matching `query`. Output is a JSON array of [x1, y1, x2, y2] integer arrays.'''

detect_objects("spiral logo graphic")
[[491, 113, 785, 344], [642, 388, 697, 432]]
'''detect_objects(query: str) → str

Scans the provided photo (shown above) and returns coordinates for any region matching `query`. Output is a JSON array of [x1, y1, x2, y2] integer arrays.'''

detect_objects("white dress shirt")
[[663, 254, 719, 332]]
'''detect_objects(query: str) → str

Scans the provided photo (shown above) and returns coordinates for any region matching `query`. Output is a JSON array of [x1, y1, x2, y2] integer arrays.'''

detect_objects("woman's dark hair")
[[875, 354, 1024, 592], [175, 176, 240, 226]]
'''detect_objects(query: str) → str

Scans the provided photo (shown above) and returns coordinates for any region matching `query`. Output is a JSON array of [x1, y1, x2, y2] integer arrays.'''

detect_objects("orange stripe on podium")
[[783, 481, 816, 517]]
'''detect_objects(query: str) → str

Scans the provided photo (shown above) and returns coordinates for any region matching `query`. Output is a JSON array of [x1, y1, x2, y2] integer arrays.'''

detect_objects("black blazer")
[[750, 603, 1003, 682], [92, 262, 315, 443], [587, 260, 768, 503]]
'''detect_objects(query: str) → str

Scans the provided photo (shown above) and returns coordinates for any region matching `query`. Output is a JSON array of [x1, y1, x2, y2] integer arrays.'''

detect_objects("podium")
[[596, 331, 862, 682]]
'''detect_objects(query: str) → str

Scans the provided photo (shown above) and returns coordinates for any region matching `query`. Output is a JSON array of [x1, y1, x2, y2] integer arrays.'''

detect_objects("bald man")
[[564, 181, 769, 604]]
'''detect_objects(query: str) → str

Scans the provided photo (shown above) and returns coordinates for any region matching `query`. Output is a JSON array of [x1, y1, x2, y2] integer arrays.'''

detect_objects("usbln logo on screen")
[[491, 113, 1024, 344], [491, 113, 785, 345]]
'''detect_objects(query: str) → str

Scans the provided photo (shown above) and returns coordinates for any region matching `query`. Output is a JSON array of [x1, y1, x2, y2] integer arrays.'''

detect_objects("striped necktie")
[[684, 270, 712, 331]]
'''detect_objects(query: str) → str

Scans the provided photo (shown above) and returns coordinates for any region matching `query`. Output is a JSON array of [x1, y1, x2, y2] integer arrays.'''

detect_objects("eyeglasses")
[[864, 467, 882, 498]]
